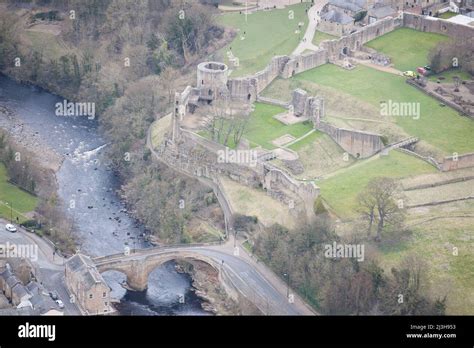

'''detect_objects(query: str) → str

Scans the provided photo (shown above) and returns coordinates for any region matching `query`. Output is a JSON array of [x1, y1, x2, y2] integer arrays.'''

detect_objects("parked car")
[[49, 291, 59, 301], [5, 224, 17, 233], [403, 71, 416, 78], [417, 67, 427, 75], [55, 299, 65, 309]]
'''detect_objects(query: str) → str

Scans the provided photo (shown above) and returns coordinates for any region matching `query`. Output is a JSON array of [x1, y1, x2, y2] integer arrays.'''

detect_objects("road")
[[292, 0, 329, 55], [0, 218, 80, 315], [146, 123, 316, 315]]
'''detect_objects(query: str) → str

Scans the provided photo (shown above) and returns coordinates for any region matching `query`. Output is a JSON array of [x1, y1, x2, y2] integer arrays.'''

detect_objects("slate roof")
[[66, 253, 108, 290], [369, 5, 397, 18], [329, 0, 366, 12], [29, 293, 57, 314], [322, 9, 355, 24], [11, 284, 31, 300], [6, 275, 21, 288]]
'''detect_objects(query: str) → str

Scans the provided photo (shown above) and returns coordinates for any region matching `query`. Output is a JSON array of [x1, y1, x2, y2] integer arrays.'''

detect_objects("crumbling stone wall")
[[320, 16, 400, 62]]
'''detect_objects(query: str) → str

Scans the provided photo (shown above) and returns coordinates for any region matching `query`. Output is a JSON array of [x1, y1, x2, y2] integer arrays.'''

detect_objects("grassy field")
[[0, 164, 37, 223], [220, 176, 296, 228], [376, 201, 474, 314], [244, 103, 313, 149], [287, 132, 355, 179], [365, 28, 449, 72], [312, 30, 338, 46], [318, 150, 437, 218], [295, 64, 474, 155], [217, 3, 310, 77]]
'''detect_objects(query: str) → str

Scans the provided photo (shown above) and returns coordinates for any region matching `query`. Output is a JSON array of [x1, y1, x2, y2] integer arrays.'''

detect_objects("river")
[[0, 74, 208, 316]]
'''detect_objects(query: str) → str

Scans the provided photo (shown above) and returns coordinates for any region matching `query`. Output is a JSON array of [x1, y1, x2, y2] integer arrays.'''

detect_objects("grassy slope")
[[245, 103, 313, 149], [0, 164, 37, 222], [377, 201, 474, 314], [318, 150, 436, 218], [217, 3, 310, 77], [312, 30, 338, 46], [295, 64, 474, 155], [365, 28, 449, 72]]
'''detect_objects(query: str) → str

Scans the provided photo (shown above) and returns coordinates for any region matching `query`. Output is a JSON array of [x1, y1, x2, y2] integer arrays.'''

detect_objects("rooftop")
[[322, 9, 355, 24], [329, 0, 367, 12]]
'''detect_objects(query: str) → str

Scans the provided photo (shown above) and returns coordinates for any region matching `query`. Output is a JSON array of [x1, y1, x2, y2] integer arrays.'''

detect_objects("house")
[[5, 274, 21, 300], [65, 253, 114, 315], [0, 267, 13, 293], [26, 281, 63, 315], [320, 9, 356, 35], [11, 283, 32, 307], [327, 0, 368, 15], [368, 3, 398, 23]]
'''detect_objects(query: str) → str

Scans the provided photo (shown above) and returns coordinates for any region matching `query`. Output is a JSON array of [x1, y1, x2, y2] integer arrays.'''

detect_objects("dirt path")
[[352, 58, 404, 76]]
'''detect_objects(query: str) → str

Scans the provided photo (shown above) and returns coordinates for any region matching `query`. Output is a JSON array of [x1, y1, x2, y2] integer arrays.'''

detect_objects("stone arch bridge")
[[91, 244, 315, 315]]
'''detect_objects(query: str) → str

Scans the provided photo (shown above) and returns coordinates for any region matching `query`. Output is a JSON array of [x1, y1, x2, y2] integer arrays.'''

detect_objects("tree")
[[358, 177, 405, 241]]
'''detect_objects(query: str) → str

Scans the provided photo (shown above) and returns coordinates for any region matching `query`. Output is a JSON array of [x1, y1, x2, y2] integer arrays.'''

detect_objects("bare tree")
[[358, 177, 405, 241]]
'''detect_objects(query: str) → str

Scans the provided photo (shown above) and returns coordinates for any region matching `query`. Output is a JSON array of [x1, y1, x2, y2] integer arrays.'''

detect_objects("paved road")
[[292, 0, 329, 55], [0, 219, 80, 315]]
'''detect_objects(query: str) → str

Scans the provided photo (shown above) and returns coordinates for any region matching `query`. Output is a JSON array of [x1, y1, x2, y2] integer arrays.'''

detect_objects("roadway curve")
[[145, 122, 316, 315], [94, 243, 315, 315]]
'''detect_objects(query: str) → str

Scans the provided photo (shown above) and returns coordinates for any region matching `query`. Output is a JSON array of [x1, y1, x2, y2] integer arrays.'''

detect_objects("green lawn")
[[0, 163, 37, 223], [295, 64, 474, 155], [244, 103, 313, 149], [312, 30, 338, 46], [438, 11, 458, 19], [365, 28, 450, 72], [318, 150, 437, 218], [217, 3, 310, 77]]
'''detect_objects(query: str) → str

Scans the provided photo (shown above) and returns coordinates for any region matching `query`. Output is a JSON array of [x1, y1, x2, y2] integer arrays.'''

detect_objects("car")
[[403, 71, 416, 78], [49, 291, 59, 300], [5, 224, 17, 233], [55, 299, 65, 309], [424, 65, 432, 71]]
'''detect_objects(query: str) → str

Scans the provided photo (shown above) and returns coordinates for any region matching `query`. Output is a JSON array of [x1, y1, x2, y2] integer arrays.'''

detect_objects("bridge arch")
[[94, 251, 221, 291]]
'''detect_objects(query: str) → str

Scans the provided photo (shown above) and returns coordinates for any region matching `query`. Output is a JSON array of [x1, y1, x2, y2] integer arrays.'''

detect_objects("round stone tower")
[[197, 62, 229, 101]]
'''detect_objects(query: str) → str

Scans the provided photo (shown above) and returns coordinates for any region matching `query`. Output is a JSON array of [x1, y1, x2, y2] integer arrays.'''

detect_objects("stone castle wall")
[[403, 13, 474, 41], [318, 122, 383, 158], [320, 16, 401, 61]]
